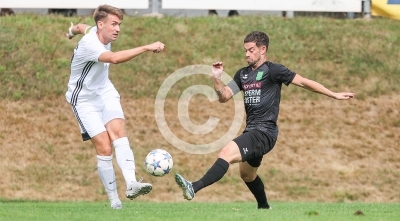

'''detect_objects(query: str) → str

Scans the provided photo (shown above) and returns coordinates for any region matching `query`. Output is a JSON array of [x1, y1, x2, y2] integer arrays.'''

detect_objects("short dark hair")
[[244, 31, 269, 49], [93, 4, 124, 24]]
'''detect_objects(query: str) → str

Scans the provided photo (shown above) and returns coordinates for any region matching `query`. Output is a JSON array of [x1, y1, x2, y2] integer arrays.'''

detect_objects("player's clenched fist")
[[147, 41, 165, 53], [212, 61, 223, 80]]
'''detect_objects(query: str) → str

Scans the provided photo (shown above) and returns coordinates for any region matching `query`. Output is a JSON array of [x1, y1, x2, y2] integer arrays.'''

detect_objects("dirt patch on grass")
[[0, 95, 399, 203]]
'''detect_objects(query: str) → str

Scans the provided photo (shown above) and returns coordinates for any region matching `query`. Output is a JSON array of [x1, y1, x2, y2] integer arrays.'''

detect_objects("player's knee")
[[217, 145, 241, 163], [94, 141, 113, 156], [105, 120, 126, 140], [97, 148, 113, 156], [240, 170, 257, 182], [107, 130, 126, 141], [217, 148, 226, 158]]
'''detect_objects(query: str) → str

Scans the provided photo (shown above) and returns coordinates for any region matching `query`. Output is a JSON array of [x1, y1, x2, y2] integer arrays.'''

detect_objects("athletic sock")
[[192, 158, 229, 193], [97, 155, 119, 202], [113, 137, 136, 188], [244, 175, 270, 209]]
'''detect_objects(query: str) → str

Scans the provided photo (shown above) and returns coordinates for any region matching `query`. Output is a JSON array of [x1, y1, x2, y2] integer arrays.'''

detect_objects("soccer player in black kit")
[[175, 31, 355, 209]]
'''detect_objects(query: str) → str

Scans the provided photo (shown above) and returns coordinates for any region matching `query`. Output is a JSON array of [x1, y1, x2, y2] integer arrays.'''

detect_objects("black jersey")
[[227, 61, 296, 139]]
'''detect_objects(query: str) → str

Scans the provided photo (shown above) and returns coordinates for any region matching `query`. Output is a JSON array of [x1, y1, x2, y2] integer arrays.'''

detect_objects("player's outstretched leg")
[[112, 137, 153, 199], [175, 174, 195, 200], [126, 178, 153, 199]]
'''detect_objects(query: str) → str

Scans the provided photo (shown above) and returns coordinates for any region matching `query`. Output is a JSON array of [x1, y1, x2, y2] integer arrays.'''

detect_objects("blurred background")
[[1, 0, 398, 19]]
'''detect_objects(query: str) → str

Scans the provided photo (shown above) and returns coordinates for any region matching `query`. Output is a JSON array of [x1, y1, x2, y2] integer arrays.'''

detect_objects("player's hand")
[[147, 41, 165, 53], [333, 92, 355, 100], [66, 22, 75, 40], [212, 61, 223, 80]]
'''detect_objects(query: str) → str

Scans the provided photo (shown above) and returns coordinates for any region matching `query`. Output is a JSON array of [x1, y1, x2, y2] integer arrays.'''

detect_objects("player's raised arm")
[[66, 22, 92, 39], [98, 41, 164, 64], [212, 61, 234, 103], [291, 73, 355, 100]]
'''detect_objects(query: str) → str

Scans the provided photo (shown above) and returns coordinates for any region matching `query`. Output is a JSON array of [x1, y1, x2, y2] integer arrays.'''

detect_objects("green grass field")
[[0, 201, 398, 221]]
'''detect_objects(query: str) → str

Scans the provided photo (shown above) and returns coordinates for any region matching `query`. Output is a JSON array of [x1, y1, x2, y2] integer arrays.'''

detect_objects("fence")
[[1, 0, 371, 18]]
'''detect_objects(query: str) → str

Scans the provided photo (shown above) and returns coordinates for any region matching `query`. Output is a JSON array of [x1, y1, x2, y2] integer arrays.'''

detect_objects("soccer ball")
[[144, 149, 173, 177]]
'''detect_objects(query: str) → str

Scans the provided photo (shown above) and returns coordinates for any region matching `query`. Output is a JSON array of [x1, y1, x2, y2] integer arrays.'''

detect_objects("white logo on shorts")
[[243, 147, 248, 154]]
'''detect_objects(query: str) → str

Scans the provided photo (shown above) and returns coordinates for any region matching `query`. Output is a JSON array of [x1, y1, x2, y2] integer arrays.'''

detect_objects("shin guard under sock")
[[192, 158, 229, 193]]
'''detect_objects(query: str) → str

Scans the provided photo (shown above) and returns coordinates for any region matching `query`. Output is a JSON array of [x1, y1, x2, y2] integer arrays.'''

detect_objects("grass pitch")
[[0, 201, 399, 221]]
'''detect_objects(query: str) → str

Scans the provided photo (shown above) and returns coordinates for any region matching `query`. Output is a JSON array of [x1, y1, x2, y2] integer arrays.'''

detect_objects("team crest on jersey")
[[256, 71, 263, 81]]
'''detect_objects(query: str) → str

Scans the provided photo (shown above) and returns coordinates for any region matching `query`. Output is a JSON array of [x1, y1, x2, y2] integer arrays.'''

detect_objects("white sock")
[[113, 137, 137, 188], [97, 155, 119, 202]]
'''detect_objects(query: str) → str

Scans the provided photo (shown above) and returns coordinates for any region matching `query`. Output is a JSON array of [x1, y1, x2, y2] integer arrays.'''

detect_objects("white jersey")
[[66, 27, 117, 105]]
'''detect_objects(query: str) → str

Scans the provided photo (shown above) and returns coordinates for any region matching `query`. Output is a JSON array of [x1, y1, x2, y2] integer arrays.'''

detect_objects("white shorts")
[[71, 89, 124, 141]]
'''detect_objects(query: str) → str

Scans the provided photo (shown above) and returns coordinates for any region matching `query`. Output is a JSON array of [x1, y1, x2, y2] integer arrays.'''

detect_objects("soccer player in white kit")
[[65, 5, 165, 209]]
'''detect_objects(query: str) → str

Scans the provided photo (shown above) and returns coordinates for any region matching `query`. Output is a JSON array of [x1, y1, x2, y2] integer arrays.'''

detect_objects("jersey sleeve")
[[227, 68, 244, 94], [270, 64, 296, 86], [80, 34, 108, 63], [227, 69, 243, 95]]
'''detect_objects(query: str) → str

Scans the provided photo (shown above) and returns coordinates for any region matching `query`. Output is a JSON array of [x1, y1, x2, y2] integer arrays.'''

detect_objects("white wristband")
[[69, 25, 75, 37]]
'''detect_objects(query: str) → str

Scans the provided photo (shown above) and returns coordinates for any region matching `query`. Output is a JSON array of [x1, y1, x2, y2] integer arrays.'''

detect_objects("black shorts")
[[233, 130, 276, 167]]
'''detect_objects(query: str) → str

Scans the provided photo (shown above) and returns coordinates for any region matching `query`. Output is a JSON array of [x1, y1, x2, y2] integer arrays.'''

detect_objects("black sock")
[[244, 175, 270, 209], [192, 158, 229, 193]]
